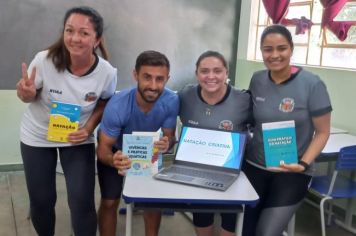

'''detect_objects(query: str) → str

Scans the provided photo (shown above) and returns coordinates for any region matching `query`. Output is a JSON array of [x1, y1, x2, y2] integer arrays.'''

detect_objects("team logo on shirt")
[[219, 120, 233, 131], [85, 92, 98, 102], [279, 98, 295, 113]]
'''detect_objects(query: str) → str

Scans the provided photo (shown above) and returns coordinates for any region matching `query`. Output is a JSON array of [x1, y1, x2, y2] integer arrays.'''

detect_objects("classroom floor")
[[1, 171, 355, 236]]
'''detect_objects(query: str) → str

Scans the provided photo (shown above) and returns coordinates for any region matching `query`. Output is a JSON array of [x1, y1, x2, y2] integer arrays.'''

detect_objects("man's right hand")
[[16, 63, 37, 102], [112, 150, 132, 176]]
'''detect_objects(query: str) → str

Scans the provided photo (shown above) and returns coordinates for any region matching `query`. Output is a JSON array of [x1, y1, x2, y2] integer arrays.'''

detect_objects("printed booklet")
[[47, 101, 81, 142], [262, 120, 298, 167], [123, 130, 162, 176]]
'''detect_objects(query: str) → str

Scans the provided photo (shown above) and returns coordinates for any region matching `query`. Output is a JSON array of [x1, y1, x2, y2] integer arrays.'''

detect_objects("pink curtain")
[[320, 0, 356, 41], [262, 0, 290, 24], [262, 0, 313, 35]]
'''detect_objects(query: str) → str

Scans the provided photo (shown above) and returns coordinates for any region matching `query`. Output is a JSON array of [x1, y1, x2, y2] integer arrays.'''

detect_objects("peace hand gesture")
[[16, 63, 37, 102]]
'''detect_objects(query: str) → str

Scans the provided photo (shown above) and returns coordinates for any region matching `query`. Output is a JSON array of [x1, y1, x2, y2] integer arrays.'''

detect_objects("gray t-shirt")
[[178, 84, 251, 132], [247, 68, 332, 173]]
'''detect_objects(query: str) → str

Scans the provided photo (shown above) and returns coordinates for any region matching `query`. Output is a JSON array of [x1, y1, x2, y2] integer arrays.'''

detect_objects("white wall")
[[0, 0, 239, 166], [0, 91, 26, 165]]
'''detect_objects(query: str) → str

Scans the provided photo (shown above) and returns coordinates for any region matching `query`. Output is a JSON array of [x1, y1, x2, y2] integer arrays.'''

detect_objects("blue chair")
[[309, 145, 356, 236]]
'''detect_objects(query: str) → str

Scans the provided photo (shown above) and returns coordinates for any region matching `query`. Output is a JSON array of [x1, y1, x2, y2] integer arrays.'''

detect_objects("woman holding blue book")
[[242, 24, 332, 236], [16, 6, 117, 236]]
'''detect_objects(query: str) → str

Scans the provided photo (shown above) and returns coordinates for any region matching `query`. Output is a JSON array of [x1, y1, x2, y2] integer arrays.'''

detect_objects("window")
[[248, 0, 356, 70]]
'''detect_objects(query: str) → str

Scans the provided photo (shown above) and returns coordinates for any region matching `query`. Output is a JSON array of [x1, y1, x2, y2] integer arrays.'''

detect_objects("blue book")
[[122, 134, 154, 176], [262, 120, 298, 167], [47, 101, 81, 142], [132, 130, 162, 174]]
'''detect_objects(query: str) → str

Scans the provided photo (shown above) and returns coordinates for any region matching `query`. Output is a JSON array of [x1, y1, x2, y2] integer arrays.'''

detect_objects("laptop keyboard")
[[168, 166, 234, 182]]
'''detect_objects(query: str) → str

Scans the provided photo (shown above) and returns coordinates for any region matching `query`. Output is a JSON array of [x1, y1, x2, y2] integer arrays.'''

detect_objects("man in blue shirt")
[[97, 50, 179, 236]]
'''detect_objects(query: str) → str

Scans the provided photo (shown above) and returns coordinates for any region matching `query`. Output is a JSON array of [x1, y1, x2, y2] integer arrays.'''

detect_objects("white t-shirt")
[[20, 50, 117, 147]]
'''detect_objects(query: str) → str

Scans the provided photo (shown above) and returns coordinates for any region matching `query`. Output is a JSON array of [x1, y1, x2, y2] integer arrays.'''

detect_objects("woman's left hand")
[[67, 128, 90, 144], [268, 162, 305, 173]]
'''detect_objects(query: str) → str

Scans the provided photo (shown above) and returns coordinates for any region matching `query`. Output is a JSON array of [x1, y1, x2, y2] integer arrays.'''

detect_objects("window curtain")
[[262, 0, 313, 35], [262, 0, 290, 24], [320, 0, 356, 41]]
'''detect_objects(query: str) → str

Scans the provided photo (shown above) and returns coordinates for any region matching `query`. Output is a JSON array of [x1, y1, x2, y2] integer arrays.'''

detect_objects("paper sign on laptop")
[[154, 127, 247, 191], [176, 127, 243, 169]]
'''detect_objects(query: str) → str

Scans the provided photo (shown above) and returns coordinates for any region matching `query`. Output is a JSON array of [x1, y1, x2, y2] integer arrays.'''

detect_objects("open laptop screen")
[[175, 126, 247, 170]]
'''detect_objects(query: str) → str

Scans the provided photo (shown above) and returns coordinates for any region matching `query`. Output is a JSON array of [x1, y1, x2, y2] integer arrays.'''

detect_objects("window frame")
[[250, 0, 356, 70]]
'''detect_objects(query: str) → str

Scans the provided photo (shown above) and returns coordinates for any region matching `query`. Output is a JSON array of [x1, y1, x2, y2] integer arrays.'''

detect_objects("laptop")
[[154, 126, 247, 191]]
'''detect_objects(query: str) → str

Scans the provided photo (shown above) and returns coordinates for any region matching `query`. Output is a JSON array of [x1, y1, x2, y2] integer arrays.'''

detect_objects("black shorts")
[[97, 159, 124, 199], [193, 212, 237, 232]]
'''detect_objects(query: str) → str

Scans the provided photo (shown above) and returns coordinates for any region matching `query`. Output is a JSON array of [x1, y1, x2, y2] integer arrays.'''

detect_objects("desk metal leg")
[[236, 205, 244, 236], [125, 203, 133, 236]]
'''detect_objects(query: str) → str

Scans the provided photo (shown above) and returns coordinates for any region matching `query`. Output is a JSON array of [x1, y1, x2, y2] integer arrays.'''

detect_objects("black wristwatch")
[[298, 160, 310, 171]]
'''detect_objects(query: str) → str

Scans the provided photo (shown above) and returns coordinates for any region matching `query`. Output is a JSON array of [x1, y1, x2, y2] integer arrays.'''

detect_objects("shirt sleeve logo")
[[279, 98, 295, 113]]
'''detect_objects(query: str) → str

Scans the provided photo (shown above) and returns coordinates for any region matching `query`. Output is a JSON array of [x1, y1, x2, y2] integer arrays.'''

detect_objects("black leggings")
[[21, 142, 97, 236], [242, 162, 311, 236]]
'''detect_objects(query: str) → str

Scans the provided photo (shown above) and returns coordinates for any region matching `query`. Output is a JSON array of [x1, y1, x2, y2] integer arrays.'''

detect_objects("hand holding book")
[[268, 162, 306, 173], [153, 136, 170, 153], [67, 128, 90, 144], [112, 150, 132, 176]]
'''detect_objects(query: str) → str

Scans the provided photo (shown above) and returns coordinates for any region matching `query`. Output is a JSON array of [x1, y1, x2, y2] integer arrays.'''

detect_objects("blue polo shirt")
[[100, 87, 179, 149]]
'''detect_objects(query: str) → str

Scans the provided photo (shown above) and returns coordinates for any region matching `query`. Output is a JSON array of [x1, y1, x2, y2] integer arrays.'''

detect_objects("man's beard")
[[138, 87, 161, 103]]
